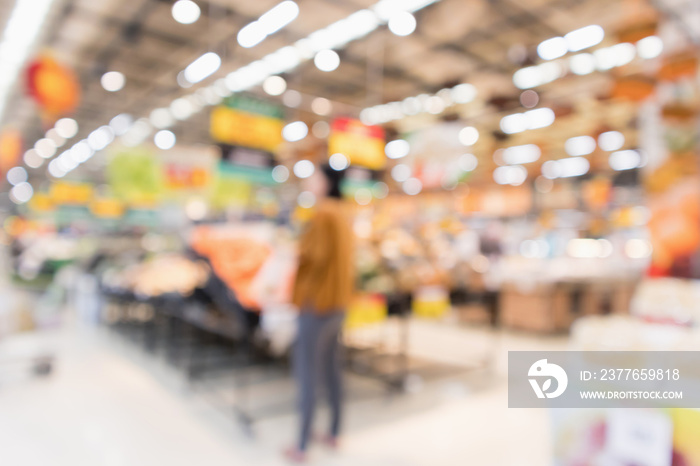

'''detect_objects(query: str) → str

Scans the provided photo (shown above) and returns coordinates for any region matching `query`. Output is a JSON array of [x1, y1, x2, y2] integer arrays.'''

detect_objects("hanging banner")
[[328, 118, 386, 170], [164, 165, 209, 190], [26, 55, 80, 117], [0, 129, 22, 175], [211, 174, 253, 209], [107, 148, 164, 204], [159, 145, 216, 193], [29, 192, 54, 212], [210, 94, 284, 152], [90, 198, 125, 219], [49, 181, 94, 206]]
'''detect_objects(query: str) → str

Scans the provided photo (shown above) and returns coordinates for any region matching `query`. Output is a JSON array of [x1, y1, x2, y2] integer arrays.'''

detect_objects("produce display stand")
[[499, 278, 636, 333], [101, 269, 290, 434]]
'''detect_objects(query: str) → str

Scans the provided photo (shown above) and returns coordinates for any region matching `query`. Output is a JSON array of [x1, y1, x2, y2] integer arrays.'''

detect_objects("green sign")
[[224, 94, 284, 119]]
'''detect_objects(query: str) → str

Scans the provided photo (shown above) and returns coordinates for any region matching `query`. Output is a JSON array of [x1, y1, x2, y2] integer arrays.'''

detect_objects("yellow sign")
[[49, 182, 93, 205], [345, 294, 388, 329], [29, 193, 54, 212], [329, 118, 386, 170], [412, 286, 450, 319], [90, 198, 125, 218], [210, 106, 283, 153], [210, 175, 252, 209]]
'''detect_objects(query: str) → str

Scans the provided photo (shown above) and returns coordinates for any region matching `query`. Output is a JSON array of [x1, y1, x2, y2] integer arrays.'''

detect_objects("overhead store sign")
[[107, 148, 164, 204], [165, 165, 210, 190], [90, 198, 125, 219], [211, 175, 253, 209], [49, 181, 94, 205], [218, 146, 275, 185], [210, 94, 284, 152], [329, 117, 386, 170], [160, 145, 216, 192], [29, 192, 54, 212]]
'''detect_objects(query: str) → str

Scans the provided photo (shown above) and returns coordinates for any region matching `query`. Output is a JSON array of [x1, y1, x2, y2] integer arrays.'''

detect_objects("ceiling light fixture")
[[9, 181, 33, 204], [183, 52, 221, 84], [101, 71, 125, 92], [385, 139, 410, 159], [537, 37, 568, 60], [637, 36, 663, 59], [361, 82, 477, 125], [388, 11, 416, 36], [314, 49, 340, 72], [34, 138, 57, 159], [502, 144, 541, 165], [598, 131, 625, 152], [54, 118, 79, 139], [564, 25, 604, 52], [237, 1, 299, 48], [609, 150, 643, 171], [172, 0, 201, 25], [154, 130, 176, 150], [45, 129, 65, 147], [24, 150, 44, 169], [458, 126, 479, 146], [565, 136, 596, 156], [39, 0, 444, 180], [569, 53, 596, 75], [311, 97, 332, 115], [493, 165, 527, 186], [283, 121, 309, 142], [6, 166, 27, 186], [263, 76, 287, 96], [542, 157, 590, 179], [500, 108, 555, 134], [329, 153, 349, 170], [293, 160, 315, 178]]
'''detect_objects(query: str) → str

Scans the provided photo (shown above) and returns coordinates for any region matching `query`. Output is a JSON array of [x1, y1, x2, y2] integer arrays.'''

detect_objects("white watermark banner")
[[508, 351, 700, 408]]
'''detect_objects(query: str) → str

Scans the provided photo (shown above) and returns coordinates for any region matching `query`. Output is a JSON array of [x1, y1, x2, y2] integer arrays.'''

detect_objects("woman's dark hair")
[[321, 164, 344, 199]]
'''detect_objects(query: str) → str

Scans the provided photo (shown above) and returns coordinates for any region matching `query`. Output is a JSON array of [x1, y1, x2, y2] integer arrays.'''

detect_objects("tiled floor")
[[0, 318, 567, 465]]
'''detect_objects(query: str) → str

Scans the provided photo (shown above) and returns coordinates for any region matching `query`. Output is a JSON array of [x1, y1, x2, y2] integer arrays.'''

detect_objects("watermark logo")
[[528, 359, 568, 399]]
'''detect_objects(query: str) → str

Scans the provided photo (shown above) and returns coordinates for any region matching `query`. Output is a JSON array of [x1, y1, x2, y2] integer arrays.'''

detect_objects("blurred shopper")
[[285, 165, 354, 463]]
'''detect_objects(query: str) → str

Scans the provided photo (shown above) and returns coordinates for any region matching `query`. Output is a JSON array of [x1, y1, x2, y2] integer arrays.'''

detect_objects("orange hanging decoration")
[[0, 129, 22, 175], [26, 55, 80, 118]]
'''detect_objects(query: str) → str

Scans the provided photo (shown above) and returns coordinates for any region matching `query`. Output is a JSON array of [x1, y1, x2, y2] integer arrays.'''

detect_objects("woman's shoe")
[[282, 447, 307, 463], [316, 434, 339, 450]]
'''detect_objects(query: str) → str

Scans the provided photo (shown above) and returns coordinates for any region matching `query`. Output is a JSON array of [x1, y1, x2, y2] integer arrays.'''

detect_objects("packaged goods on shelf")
[[110, 254, 209, 298]]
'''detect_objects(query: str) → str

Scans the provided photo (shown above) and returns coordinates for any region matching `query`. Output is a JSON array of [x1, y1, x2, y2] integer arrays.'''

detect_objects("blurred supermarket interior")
[[1, 0, 700, 464]]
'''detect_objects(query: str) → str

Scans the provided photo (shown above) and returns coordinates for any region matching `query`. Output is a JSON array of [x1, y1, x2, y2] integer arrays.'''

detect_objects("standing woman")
[[285, 165, 354, 463]]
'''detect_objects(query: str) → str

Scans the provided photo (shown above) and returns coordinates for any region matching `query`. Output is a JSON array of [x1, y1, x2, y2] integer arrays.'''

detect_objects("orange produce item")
[[191, 229, 271, 310]]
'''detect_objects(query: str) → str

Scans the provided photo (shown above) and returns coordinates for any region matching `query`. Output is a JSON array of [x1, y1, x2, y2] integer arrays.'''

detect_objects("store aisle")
[[0, 323, 561, 466]]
